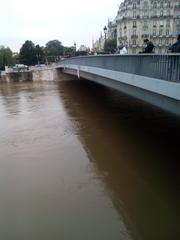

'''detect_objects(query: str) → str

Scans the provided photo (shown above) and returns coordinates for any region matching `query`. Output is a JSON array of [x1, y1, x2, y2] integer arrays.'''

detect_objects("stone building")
[[116, 0, 180, 53], [107, 18, 117, 40], [92, 32, 105, 53]]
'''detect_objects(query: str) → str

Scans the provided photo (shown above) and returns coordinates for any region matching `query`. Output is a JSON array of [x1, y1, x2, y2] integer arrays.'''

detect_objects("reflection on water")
[[0, 80, 179, 240]]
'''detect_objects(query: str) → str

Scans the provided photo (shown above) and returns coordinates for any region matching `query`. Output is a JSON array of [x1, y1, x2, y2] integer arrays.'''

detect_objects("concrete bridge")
[[58, 54, 180, 116]]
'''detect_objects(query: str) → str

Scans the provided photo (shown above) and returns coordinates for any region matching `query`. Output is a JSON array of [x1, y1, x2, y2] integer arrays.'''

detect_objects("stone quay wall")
[[0, 67, 74, 82]]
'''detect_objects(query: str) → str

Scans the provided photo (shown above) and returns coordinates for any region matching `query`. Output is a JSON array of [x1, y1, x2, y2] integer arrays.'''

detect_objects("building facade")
[[108, 18, 117, 40], [92, 32, 105, 53], [116, 0, 180, 53]]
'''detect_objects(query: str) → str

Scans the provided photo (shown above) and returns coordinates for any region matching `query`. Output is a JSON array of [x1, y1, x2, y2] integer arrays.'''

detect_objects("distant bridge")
[[57, 54, 180, 116]]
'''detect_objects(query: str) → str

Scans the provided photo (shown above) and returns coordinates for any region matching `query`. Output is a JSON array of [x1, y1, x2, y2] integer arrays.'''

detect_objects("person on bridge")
[[169, 35, 180, 53], [116, 41, 127, 55], [140, 39, 154, 53]]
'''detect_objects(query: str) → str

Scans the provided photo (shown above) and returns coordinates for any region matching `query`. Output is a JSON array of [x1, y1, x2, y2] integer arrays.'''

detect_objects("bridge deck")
[[58, 54, 180, 116]]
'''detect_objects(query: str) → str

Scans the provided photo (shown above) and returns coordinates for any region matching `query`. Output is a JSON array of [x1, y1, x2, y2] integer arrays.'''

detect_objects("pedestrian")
[[116, 41, 127, 55], [169, 35, 180, 53], [140, 39, 154, 53]]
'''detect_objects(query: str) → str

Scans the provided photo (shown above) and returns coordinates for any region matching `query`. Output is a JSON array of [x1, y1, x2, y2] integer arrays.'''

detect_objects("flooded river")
[[0, 79, 179, 240]]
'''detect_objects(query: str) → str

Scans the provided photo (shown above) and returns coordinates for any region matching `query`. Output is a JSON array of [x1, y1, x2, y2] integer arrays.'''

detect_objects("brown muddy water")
[[0, 79, 179, 240]]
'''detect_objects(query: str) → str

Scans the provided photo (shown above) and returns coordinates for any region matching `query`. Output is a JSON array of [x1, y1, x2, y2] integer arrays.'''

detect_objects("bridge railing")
[[59, 54, 180, 82]]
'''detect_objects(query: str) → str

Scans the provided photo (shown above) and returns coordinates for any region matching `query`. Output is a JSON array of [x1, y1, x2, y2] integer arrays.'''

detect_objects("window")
[[133, 11, 136, 18], [143, 26, 148, 32], [166, 19, 170, 27], [144, 1, 148, 9], [133, 21, 136, 27], [167, 2, 170, 8], [143, 10, 148, 18], [152, 9, 157, 17], [153, 2, 157, 8], [167, 9, 170, 16], [166, 29, 169, 36], [160, 20, 163, 27], [160, 10, 163, 17], [133, 3, 136, 9], [144, 20, 148, 27], [176, 12, 180, 18], [153, 29, 156, 36], [160, 1, 163, 8], [159, 29, 163, 36], [132, 40, 136, 46]]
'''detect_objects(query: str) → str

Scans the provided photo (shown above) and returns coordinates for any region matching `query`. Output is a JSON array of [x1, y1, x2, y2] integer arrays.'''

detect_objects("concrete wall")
[[1, 71, 33, 82], [32, 67, 75, 81], [32, 68, 55, 81], [0, 68, 74, 82]]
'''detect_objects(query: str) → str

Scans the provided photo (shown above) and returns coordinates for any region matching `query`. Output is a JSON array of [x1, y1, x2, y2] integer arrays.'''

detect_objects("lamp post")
[[103, 25, 107, 51], [36, 54, 40, 66]]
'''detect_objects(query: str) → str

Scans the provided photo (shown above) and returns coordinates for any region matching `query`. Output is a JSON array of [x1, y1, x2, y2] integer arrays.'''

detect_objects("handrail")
[[58, 54, 180, 82]]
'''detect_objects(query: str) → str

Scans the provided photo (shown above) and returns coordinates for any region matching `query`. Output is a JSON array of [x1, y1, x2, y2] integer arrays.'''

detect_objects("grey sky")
[[0, 0, 122, 52]]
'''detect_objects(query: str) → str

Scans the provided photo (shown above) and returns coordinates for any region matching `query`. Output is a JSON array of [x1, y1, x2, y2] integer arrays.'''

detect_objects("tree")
[[35, 45, 45, 64], [104, 39, 117, 54], [64, 46, 75, 57], [0, 46, 15, 70], [19, 40, 36, 66], [44, 40, 64, 61], [75, 51, 88, 56]]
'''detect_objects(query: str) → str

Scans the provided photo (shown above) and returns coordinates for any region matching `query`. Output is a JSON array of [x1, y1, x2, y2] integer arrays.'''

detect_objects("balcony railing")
[[131, 44, 137, 48], [131, 34, 138, 39], [142, 34, 149, 38]]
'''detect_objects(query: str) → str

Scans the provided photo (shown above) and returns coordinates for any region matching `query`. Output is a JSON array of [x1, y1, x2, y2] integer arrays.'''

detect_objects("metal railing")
[[58, 54, 180, 82]]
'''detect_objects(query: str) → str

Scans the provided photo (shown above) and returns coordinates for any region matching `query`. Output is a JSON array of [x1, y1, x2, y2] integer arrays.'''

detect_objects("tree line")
[[0, 46, 15, 70], [0, 38, 117, 70], [0, 40, 76, 70]]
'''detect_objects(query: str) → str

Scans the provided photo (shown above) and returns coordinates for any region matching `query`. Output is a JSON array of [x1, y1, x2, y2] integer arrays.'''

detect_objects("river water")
[[0, 79, 179, 240]]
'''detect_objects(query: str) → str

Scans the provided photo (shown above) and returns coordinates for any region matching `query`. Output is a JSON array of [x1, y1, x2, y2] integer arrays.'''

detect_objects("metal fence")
[[58, 54, 180, 82]]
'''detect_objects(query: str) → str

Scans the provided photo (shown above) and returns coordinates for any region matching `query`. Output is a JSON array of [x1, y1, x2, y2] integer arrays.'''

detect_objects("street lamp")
[[36, 54, 40, 66], [103, 25, 108, 52], [103, 25, 107, 41]]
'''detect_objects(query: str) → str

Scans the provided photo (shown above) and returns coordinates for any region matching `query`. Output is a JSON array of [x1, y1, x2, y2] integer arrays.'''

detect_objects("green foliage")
[[64, 46, 75, 57], [19, 40, 36, 66], [0, 46, 15, 70], [75, 51, 88, 56], [18, 39, 73, 65], [35, 45, 45, 64], [44, 40, 63, 57], [104, 39, 117, 53]]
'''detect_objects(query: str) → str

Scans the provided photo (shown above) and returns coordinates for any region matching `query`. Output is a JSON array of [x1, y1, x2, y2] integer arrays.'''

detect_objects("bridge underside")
[[60, 66, 180, 117]]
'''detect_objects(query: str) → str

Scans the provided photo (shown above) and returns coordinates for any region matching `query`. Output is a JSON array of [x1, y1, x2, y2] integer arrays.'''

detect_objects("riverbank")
[[0, 67, 74, 82]]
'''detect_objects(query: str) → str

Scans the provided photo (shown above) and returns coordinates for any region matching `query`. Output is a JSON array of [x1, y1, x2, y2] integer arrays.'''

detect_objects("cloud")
[[0, 0, 121, 51]]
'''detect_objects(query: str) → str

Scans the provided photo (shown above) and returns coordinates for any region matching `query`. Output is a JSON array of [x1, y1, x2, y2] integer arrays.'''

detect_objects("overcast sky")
[[0, 0, 122, 52]]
